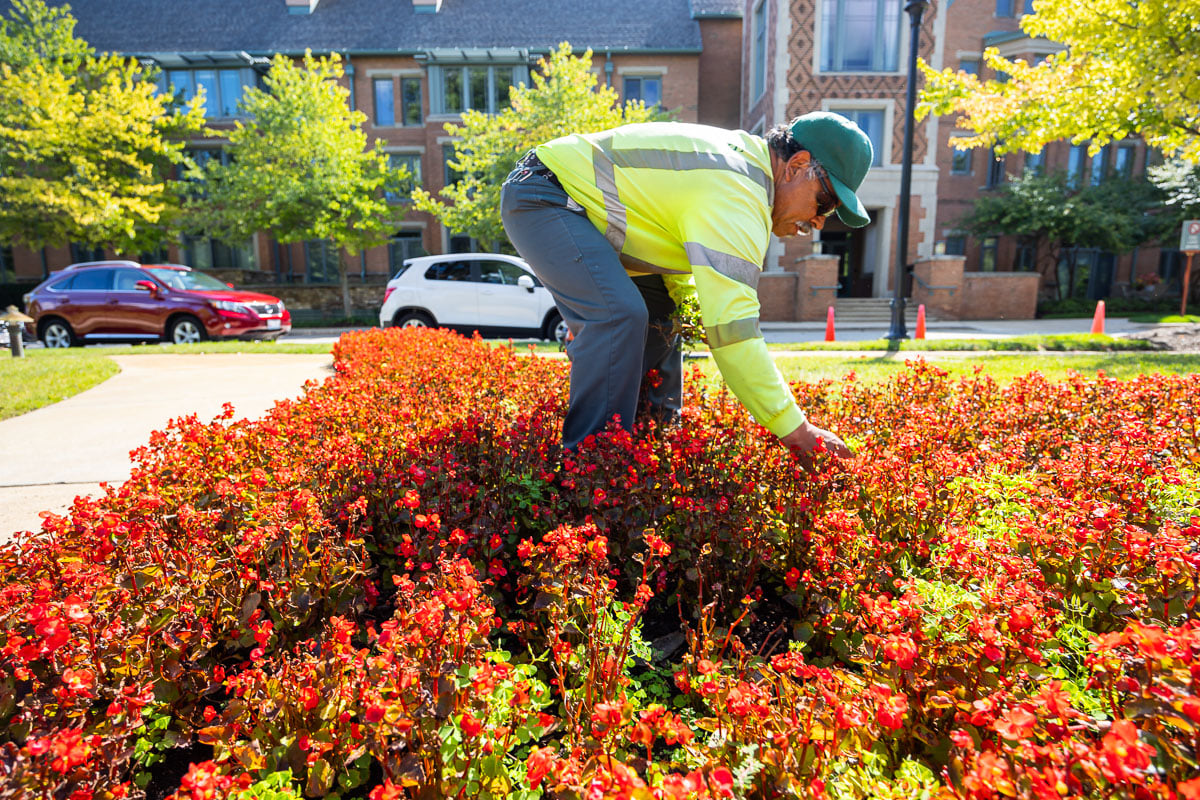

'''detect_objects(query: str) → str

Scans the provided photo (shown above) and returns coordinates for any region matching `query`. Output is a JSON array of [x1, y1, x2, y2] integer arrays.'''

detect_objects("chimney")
[[412, 0, 443, 12], [286, 0, 320, 13]]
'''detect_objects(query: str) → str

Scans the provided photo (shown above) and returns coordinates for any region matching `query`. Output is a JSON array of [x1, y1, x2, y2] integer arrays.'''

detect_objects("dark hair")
[[765, 123, 805, 161]]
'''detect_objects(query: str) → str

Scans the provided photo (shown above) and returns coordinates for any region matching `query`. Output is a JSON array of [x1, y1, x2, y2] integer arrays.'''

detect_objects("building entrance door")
[[820, 221, 873, 297]]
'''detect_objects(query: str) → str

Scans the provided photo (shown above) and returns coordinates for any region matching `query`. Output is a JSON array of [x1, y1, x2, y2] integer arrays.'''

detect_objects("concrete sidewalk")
[[0, 353, 333, 541]]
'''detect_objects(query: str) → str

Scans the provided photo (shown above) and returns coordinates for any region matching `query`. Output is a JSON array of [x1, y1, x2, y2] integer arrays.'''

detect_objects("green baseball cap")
[[788, 111, 873, 228]]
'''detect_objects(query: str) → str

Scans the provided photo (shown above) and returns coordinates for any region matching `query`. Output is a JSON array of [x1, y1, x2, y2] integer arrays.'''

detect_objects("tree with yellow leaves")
[[918, 0, 1200, 163]]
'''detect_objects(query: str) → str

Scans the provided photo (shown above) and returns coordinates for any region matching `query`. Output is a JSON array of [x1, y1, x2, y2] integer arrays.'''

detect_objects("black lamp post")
[[887, 0, 929, 341]]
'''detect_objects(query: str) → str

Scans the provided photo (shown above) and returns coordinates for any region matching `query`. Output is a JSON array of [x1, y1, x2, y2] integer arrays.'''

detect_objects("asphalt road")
[[0, 353, 333, 541]]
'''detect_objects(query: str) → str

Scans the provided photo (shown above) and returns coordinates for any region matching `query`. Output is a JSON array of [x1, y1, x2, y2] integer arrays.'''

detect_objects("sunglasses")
[[815, 170, 840, 218]]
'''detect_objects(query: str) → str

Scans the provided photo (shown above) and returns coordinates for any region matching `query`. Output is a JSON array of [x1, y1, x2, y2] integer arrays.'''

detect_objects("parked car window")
[[477, 260, 507, 284], [493, 261, 539, 286], [424, 260, 472, 282], [112, 268, 151, 291], [70, 269, 113, 291], [147, 267, 230, 291], [46, 273, 76, 291]]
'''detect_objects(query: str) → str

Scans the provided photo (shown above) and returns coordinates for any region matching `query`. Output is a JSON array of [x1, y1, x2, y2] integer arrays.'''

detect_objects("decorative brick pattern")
[[784, 0, 936, 163]]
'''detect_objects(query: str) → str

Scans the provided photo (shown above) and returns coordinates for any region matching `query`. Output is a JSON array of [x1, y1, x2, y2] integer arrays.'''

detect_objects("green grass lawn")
[[1127, 313, 1200, 324], [769, 351, 1200, 384], [92, 340, 335, 356], [0, 349, 120, 421]]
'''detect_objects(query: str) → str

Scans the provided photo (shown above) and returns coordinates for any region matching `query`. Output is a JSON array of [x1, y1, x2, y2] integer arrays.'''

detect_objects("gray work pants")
[[500, 168, 682, 450]]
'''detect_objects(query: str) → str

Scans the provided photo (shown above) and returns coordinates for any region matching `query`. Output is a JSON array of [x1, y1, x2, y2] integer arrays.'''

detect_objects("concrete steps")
[[832, 298, 934, 326]]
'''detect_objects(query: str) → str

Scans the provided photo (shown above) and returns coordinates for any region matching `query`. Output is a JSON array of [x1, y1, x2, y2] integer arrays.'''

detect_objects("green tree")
[[959, 171, 1166, 300], [412, 42, 668, 249], [0, 0, 204, 256], [917, 0, 1200, 162], [0, 0, 89, 69], [186, 51, 407, 317]]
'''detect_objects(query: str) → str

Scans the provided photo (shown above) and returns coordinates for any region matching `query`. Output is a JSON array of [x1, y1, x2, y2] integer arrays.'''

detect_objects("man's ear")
[[784, 150, 812, 181]]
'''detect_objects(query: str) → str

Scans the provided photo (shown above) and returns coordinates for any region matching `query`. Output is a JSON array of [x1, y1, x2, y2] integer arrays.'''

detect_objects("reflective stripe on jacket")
[[536, 122, 806, 437]]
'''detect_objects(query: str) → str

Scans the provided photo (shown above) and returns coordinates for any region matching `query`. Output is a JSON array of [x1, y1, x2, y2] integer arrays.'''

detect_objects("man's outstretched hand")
[[780, 420, 853, 468]]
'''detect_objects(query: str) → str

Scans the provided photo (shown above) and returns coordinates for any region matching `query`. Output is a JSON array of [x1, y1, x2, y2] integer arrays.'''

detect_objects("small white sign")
[[1181, 219, 1200, 252]]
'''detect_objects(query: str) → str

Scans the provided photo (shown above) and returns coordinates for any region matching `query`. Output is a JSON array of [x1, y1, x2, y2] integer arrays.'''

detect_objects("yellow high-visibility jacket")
[[537, 121, 806, 438]]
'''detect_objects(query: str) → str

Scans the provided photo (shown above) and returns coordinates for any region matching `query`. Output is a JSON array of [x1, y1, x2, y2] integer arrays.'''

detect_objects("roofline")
[[128, 45, 705, 62]]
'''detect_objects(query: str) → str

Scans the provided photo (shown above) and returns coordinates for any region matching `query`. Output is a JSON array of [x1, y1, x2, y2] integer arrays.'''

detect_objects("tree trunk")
[[339, 256, 352, 319]]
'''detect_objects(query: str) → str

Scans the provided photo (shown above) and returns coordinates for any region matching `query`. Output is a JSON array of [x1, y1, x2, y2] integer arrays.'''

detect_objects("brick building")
[[744, 0, 1169, 312], [3, 0, 743, 288]]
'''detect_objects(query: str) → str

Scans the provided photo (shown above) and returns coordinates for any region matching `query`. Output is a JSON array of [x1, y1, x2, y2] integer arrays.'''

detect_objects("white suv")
[[379, 253, 568, 343]]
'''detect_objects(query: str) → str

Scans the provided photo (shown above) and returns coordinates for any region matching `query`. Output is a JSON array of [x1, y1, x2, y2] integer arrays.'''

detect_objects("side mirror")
[[226, 282, 235, 289], [517, 274, 536, 293], [135, 280, 159, 294]]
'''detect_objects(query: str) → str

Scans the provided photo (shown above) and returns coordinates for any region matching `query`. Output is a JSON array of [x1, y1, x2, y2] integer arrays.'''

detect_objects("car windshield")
[[147, 268, 230, 291]]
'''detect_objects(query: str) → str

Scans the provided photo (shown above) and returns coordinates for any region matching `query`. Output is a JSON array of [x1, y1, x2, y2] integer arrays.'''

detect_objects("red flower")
[[460, 711, 482, 738], [526, 746, 556, 788], [784, 567, 801, 590], [994, 706, 1038, 741]]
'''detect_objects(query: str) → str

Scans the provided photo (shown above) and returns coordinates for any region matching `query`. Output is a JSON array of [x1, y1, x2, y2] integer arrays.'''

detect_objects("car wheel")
[[167, 315, 207, 345], [40, 319, 79, 348], [544, 310, 569, 344], [394, 310, 435, 329]]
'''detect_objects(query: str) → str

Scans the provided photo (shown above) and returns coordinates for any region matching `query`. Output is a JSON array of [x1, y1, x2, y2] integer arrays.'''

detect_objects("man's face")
[[770, 150, 840, 238]]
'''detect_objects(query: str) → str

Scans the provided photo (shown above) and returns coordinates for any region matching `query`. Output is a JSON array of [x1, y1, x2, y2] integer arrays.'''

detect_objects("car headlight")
[[211, 300, 250, 314], [276, 300, 285, 311]]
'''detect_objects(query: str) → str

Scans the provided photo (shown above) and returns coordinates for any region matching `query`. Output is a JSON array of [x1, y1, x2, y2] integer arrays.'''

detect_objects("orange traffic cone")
[[915, 304, 927, 340], [1090, 300, 1106, 335], [825, 305, 836, 342]]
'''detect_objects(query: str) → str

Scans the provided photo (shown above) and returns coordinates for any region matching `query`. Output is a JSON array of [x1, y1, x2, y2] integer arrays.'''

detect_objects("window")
[[401, 77, 422, 125], [980, 237, 998, 271], [986, 148, 1006, 188], [478, 260, 507, 284], [1066, 145, 1087, 188], [1114, 144, 1136, 178], [959, 58, 980, 76], [304, 240, 340, 284], [424, 260, 472, 281], [448, 234, 475, 253], [388, 231, 426, 274], [1016, 243, 1037, 270], [430, 64, 527, 114], [165, 68, 251, 118], [995, 0, 1014, 16], [1024, 150, 1044, 175], [1089, 145, 1109, 185], [821, 0, 902, 73], [1023, 0, 1035, 13], [69, 243, 106, 263], [944, 235, 967, 256], [624, 76, 662, 107], [182, 236, 255, 270], [71, 269, 113, 291], [112, 268, 151, 292], [374, 78, 395, 126], [751, 0, 767, 98], [443, 144, 464, 187], [836, 109, 885, 166], [387, 153, 422, 202], [951, 147, 972, 175]]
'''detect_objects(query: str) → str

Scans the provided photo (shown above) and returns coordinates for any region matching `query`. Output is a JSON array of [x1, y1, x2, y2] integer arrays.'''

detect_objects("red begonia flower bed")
[[1, 328, 1198, 799]]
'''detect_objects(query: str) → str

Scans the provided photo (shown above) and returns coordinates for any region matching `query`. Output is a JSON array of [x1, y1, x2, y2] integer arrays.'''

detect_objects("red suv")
[[23, 261, 292, 347]]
